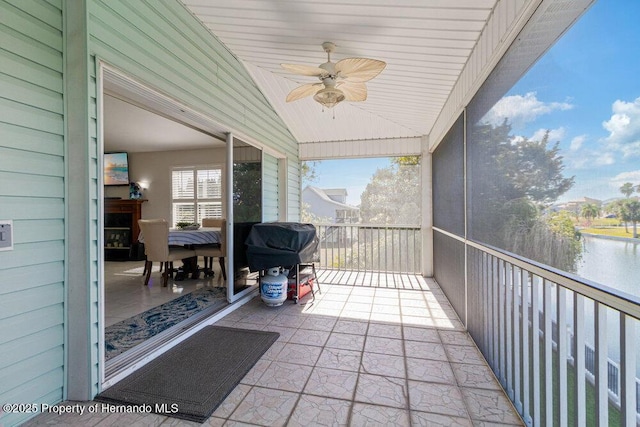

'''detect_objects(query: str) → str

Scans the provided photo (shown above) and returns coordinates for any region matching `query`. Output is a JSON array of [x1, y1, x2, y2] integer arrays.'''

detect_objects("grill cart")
[[245, 222, 321, 304]]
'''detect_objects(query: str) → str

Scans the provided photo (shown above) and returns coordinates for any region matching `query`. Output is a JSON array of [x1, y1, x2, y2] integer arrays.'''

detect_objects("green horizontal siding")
[[262, 153, 279, 221], [0, 1, 65, 425]]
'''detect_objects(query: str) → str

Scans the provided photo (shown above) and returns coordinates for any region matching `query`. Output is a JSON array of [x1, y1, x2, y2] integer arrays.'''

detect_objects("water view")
[[577, 235, 640, 298]]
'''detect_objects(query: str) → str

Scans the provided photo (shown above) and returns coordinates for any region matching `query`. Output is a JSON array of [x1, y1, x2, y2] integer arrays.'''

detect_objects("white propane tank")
[[260, 267, 288, 307]]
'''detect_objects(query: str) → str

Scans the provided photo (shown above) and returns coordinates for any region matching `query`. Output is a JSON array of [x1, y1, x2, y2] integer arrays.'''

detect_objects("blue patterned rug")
[[105, 287, 227, 361]]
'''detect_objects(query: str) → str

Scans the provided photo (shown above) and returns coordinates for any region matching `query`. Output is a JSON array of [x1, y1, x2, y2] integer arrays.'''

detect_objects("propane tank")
[[260, 267, 288, 307]]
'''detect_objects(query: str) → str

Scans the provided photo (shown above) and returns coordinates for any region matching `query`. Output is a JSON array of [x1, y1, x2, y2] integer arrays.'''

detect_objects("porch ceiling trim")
[[299, 137, 422, 161]]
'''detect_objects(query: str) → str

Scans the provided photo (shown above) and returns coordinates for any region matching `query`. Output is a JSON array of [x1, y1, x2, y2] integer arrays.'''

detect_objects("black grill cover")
[[245, 222, 319, 271]]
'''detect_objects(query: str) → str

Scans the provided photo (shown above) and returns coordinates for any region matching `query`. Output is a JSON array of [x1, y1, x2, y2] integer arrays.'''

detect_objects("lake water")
[[574, 235, 639, 370], [577, 235, 640, 297]]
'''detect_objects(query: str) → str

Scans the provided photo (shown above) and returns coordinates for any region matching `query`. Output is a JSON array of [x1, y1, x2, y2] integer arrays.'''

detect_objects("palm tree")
[[626, 200, 640, 238], [620, 182, 635, 198], [580, 203, 599, 226], [607, 200, 630, 233]]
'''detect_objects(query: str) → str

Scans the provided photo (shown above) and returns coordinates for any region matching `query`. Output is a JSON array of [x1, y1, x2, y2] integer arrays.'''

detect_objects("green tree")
[[607, 200, 630, 233], [467, 121, 579, 271], [359, 156, 421, 225], [233, 162, 261, 222], [580, 203, 600, 225], [625, 200, 640, 238], [620, 182, 635, 198]]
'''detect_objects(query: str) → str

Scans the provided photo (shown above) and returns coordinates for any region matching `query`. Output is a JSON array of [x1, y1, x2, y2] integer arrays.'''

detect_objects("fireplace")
[[104, 199, 146, 261]]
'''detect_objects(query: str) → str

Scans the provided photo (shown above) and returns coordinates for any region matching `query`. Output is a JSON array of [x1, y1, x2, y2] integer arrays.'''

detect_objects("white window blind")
[[171, 166, 222, 226]]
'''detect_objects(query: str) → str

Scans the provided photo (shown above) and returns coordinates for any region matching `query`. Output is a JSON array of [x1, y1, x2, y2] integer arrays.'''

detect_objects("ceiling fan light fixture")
[[313, 87, 345, 109]]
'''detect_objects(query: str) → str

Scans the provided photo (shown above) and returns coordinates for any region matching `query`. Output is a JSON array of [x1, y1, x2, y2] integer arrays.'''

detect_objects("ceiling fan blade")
[[286, 83, 322, 102], [335, 58, 386, 82], [281, 63, 327, 77], [337, 82, 367, 102]]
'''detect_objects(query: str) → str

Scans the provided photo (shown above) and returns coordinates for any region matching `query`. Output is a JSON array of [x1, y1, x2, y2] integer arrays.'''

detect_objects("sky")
[[305, 0, 640, 207]]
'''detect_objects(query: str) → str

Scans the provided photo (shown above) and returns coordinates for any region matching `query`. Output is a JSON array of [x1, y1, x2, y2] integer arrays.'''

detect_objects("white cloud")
[[570, 135, 587, 151], [482, 92, 573, 128], [610, 170, 640, 188], [602, 97, 640, 157], [530, 127, 566, 143], [566, 149, 614, 169]]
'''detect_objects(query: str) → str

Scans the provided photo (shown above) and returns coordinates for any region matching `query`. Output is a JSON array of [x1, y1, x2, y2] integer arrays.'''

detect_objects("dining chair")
[[196, 218, 226, 280], [138, 219, 196, 286]]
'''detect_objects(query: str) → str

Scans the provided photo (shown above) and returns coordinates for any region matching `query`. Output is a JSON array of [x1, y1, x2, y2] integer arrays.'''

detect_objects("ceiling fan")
[[281, 42, 386, 109]]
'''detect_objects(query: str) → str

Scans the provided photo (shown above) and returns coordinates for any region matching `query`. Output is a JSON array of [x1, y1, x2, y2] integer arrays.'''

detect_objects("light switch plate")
[[0, 220, 13, 251]]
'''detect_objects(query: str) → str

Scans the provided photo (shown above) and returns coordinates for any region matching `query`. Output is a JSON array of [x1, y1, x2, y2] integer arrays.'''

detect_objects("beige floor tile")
[[288, 395, 351, 427], [410, 411, 473, 427], [239, 359, 272, 385], [316, 347, 362, 372], [406, 358, 456, 384], [451, 363, 502, 390], [288, 328, 330, 347], [350, 402, 411, 426], [303, 366, 359, 400], [461, 388, 524, 425], [404, 340, 448, 361], [210, 383, 251, 419], [326, 331, 366, 351], [403, 325, 441, 342], [332, 319, 368, 335], [367, 322, 402, 338], [228, 386, 299, 426], [364, 336, 404, 356], [439, 330, 476, 346], [355, 374, 408, 409], [445, 344, 488, 365], [255, 360, 313, 392], [275, 342, 323, 366], [408, 381, 469, 418], [360, 352, 406, 378]]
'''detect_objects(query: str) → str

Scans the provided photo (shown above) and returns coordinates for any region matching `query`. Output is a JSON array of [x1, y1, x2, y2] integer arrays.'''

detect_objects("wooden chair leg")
[[219, 257, 226, 280], [144, 262, 152, 286]]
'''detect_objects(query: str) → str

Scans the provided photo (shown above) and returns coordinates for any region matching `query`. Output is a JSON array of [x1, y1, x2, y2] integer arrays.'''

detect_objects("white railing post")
[[574, 293, 586, 427], [558, 286, 568, 427], [620, 314, 637, 426], [595, 302, 608, 425]]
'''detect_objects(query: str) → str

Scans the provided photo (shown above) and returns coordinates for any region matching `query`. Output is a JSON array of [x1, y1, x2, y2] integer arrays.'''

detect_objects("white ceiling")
[[105, 1, 543, 153], [181, 0, 502, 144], [104, 94, 225, 153]]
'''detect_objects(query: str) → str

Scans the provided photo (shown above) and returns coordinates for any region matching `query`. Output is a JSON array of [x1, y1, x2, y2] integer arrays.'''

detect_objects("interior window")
[[171, 166, 222, 226]]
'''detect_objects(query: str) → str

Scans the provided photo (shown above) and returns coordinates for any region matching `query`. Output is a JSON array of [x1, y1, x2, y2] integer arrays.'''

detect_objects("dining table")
[[167, 227, 221, 247], [138, 226, 223, 280]]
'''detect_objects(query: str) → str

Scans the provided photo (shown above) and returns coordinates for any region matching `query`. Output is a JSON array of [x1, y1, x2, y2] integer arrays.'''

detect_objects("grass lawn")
[[580, 226, 638, 238]]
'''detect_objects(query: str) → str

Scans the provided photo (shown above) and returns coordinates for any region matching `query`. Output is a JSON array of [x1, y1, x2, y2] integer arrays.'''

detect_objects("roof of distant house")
[[303, 186, 359, 211], [322, 188, 348, 197]]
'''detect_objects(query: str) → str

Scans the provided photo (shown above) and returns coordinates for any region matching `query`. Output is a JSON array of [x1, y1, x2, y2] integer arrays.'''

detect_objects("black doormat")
[[96, 326, 279, 423]]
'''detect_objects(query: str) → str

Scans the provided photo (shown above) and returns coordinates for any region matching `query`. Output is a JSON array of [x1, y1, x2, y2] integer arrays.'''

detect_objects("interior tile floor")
[[104, 259, 225, 327], [25, 271, 524, 426]]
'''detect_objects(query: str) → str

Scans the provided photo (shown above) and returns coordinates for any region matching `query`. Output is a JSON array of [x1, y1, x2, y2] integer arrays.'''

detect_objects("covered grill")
[[245, 222, 320, 304], [245, 222, 319, 272]]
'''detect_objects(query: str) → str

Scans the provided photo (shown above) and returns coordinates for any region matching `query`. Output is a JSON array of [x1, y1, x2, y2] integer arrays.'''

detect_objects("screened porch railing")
[[313, 223, 421, 273], [457, 232, 640, 427]]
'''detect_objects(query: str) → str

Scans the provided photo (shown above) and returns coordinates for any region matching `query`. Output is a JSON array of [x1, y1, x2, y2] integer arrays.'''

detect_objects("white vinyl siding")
[[0, 1, 65, 426]]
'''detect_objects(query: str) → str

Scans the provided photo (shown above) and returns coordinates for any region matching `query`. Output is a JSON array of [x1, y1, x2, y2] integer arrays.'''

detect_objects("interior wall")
[[104, 147, 226, 221]]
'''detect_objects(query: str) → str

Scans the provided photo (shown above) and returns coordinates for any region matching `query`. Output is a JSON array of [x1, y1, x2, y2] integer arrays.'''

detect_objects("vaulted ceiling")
[[180, 0, 535, 146]]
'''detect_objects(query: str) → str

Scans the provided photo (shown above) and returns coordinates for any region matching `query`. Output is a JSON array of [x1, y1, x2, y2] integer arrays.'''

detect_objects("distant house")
[[302, 186, 360, 223], [556, 197, 602, 215]]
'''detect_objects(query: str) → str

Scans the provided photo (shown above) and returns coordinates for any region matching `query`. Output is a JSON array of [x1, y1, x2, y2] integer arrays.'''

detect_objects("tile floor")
[[104, 260, 225, 326], [25, 272, 523, 426]]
